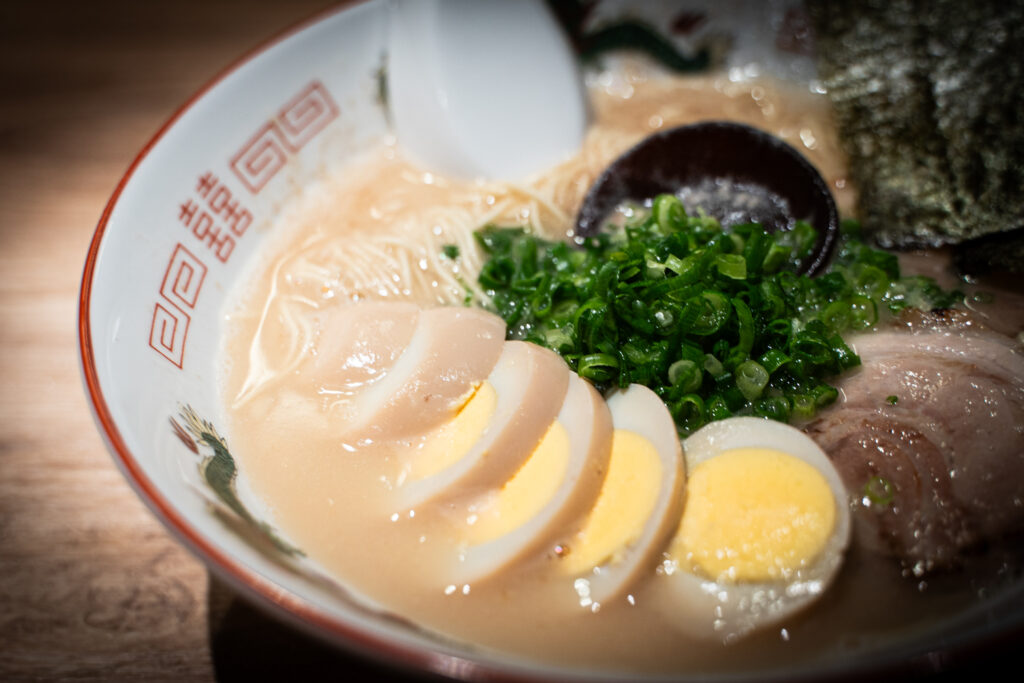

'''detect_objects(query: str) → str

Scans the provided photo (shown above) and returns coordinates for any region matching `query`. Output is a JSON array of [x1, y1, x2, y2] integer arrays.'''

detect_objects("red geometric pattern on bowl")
[[149, 302, 190, 369], [178, 172, 254, 265], [148, 80, 339, 371], [279, 81, 340, 150], [160, 243, 206, 310], [230, 80, 339, 194], [148, 243, 206, 368]]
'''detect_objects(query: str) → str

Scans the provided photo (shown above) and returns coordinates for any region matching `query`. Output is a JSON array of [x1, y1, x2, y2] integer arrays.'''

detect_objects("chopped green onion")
[[785, 220, 818, 262], [758, 349, 790, 375], [668, 359, 702, 393], [706, 394, 731, 421], [703, 353, 726, 379], [653, 194, 686, 232], [470, 202, 961, 435], [731, 297, 755, 358], [754, 396, 790, 422], [671, 394, 705, 432], [864, 476, 895, 506], [736, 360, 769, 401], [848, 295, 879, 330], [760, 242, 791, 274], [790, 394, 816, 419], [577, 353, 619, 383], [715, 253, 748, 280], [689, 292, 731, 336]]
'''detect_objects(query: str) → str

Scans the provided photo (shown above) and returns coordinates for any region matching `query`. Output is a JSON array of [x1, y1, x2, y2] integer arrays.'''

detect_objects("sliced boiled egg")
[[336, 305, 506, 442], [449, 372, 614, 583], [555, 383, 685, 607], [395, 340, 570, 508], [235, 300, 420, 408], [306, 300, 420, 396], [654, 416, 851, 642]]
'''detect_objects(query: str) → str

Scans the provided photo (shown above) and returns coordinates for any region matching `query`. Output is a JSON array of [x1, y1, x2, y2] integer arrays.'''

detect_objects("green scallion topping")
[[864, 475, 896, 506], [469, 195, 962, 435]]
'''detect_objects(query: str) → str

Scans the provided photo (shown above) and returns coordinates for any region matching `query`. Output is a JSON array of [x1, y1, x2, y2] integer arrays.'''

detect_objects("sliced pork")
[[804, 322, 1024, 572]]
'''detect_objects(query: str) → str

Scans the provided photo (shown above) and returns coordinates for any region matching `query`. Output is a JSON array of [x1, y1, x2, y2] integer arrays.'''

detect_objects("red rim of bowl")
[[76, 3, 1024, 681], [74, 3, 544, 681]]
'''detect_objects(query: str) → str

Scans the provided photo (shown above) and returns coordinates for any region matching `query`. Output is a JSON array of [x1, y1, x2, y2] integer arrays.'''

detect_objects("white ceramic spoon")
[[387, 0, 587, 181]]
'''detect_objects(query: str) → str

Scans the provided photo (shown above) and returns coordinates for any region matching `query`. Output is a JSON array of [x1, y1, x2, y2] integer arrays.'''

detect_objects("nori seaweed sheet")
[[808, 0, 1024, 274]]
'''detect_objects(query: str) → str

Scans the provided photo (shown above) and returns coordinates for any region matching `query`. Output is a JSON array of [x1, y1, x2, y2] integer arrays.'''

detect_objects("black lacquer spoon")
[[574, 121, 839, 276]]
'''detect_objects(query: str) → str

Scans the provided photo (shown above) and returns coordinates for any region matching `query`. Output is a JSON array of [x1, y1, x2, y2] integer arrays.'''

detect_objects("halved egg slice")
[[555, 383, 685, 607], [654, 416, 851, 642], [337, 305, 506, 442], [306, 300, 420, 396], [395, 340, 570, 508], [448, 372, 614, 583], [234, 300, 420, 408]]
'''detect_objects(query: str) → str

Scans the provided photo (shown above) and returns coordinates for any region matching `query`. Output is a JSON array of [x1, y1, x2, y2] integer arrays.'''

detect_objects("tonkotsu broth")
[[219, 73, 984, 674]]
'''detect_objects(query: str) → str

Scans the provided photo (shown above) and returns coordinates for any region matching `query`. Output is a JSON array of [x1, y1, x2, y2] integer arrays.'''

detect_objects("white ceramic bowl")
[[78, 3, 482, 678], [78, 1, 1022, 680]]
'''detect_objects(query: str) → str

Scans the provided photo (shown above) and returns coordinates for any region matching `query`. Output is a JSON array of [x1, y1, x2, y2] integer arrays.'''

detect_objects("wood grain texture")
[[0, 2, 337, 680]]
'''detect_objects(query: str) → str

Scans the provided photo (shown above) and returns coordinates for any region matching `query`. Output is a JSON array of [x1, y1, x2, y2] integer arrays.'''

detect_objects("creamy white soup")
[[219, 69, 1020, 675]]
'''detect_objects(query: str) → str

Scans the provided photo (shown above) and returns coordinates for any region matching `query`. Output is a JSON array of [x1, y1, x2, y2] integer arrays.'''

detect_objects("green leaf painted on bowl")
[[175, 405, 303, 558]]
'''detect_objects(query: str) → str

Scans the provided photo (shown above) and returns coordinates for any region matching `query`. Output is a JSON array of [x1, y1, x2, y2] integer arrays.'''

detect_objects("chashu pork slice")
[[805, 325, 1024, 570]]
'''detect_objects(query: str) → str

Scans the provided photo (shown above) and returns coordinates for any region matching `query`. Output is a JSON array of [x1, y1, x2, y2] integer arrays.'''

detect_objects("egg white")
[[562, 383, 686, 607], [305, 300, 421, 396], [450, 372, 613, 583], [395, 340, 570, 509], [338, 305, 506, 443], [655, 416, 851, 642]]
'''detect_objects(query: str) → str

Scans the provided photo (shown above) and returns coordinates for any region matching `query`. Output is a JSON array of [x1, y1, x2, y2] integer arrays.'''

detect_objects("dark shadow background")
[[207, 577, 444, 682]]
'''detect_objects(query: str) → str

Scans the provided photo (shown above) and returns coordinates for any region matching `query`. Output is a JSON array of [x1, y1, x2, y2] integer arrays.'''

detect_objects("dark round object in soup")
[[575, 121, 839, 276]]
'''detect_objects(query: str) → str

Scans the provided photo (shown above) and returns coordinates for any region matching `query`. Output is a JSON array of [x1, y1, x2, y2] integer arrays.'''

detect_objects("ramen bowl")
[[78, 2, 459, 675], [79, 1, 1023, 680]]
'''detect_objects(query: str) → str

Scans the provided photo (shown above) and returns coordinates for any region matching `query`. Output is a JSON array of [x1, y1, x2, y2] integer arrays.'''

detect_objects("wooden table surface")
[[2, 2, 1021, 681], [0, 2, 421, 680]]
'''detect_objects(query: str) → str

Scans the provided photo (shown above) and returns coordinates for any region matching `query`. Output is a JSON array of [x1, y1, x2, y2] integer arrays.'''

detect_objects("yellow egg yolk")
[[672, 447, 836, 583], [407, 382, 495, 480], [466, 421, 570, 544], [560, 429, 662, 574]]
